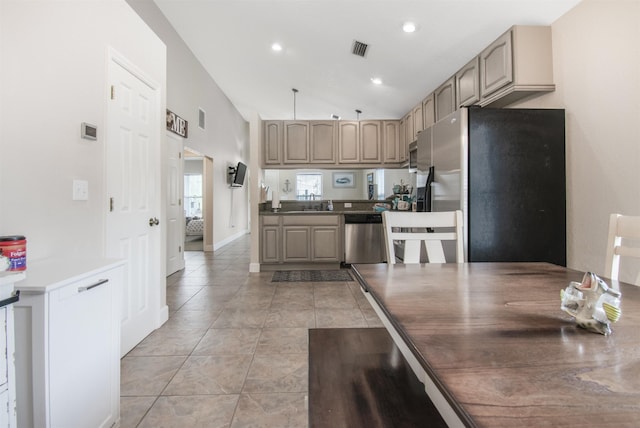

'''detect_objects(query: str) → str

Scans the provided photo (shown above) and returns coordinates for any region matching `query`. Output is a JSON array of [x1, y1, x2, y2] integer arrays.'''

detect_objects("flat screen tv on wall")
[[231, 161, 247, 187]]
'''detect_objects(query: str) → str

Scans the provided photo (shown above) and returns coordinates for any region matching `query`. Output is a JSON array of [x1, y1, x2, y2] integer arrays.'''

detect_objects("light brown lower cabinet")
[[261, 215, 341, 264]]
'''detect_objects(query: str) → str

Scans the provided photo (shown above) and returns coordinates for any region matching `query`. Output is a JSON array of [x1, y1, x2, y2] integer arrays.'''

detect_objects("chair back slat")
[[382, 210, 464, 264], [605, 213, 640, 286]]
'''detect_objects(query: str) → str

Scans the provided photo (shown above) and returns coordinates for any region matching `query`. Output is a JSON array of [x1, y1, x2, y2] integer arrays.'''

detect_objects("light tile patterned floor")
[[120, 234, 383, 427]]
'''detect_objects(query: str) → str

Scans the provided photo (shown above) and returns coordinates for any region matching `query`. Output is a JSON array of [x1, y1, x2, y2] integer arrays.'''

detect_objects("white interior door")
[[166, 132, 185, 274], [106, 55, 161, 357]]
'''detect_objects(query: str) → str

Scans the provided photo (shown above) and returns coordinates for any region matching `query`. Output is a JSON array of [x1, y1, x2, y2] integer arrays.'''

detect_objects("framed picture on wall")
[[332, 172, 355, 188]]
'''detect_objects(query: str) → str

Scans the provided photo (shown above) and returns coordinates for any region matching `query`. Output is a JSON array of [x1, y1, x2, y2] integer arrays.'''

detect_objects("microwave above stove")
[[408, 141, 417, 170]]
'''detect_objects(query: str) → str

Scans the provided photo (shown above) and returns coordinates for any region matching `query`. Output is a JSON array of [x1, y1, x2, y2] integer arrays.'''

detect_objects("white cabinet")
[[15, 260, 123, 428], [0, 273, 23, 428]]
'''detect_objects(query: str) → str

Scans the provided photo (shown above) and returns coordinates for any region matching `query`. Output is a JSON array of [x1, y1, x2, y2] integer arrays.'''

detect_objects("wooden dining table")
[[351, 262, 640, 428]]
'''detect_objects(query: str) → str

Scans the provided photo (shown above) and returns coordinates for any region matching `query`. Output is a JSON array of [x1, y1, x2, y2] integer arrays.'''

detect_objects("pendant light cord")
[[292, 88, 298, 120]]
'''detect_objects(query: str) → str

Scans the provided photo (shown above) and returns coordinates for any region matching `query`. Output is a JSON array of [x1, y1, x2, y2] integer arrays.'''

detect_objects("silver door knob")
[[149, 217, 160, 226]]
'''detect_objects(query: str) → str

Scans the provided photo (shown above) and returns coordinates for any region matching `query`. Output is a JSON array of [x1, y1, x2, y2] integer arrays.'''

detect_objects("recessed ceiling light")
[[271, 43, 283, 52], [371, 77, 382, 85], [403, 22, 416, 33]]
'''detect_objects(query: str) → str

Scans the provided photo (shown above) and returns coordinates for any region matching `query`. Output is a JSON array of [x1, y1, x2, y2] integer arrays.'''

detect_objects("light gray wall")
[[127, 0, 250, 249], [0, 0, 166, 261], [184, 158, 204, 175], [513, 0, 640, 283]]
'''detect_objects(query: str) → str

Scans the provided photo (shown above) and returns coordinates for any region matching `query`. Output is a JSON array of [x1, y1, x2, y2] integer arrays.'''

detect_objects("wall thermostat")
[[81, 122, 97, 140]]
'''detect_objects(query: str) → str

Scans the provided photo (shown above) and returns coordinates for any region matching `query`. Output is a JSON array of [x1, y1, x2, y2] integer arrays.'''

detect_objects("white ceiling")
[[154, 0, 581, 121]]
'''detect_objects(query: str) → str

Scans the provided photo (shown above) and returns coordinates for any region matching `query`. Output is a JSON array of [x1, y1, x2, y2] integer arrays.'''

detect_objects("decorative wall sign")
[[333, 172, 355, 188], [166, 109, 188, 137]]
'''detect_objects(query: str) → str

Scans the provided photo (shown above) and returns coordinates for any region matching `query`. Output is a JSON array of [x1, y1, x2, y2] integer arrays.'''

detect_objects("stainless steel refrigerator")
[[430, 107, 566, 265]]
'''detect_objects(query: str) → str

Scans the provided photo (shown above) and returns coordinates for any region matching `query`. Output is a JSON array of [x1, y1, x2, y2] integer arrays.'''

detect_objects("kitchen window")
[[296, 173, 322, 200]]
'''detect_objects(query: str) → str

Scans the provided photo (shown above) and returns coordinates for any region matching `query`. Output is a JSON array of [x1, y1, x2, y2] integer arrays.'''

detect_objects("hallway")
[[120, 234, 383, 427]]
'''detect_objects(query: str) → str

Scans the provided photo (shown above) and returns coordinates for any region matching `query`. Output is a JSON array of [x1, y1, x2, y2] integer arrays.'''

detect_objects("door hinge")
[[178, 199, 181, 206], [179, 245, 182, 253], [179, 152, 182, 159], [109, 197, 114, 212], [110, 85, 115, 100]]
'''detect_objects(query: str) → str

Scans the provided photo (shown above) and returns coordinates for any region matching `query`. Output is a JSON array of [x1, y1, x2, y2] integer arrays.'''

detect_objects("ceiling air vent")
[[351, 40, 369, 57]]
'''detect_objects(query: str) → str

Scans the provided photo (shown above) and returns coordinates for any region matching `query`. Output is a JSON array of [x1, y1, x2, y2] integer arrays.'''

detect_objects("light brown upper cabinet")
[[399, 116, 407, 163], [456, 57, 480, 107], [435, 77, 456, 121], [283, 121, 310, 164], [309, 121, 336, 163], [360, 121, 382, 163], [382, 120, 400, 163], [412, 103, 423, 142], [263, 121, 282, 165], [405, 110, 414, 143], [337, 121, 360, 163], [338, 121, 382, 164], [479, 26, 554, 107], [422, 93, 435, 128]]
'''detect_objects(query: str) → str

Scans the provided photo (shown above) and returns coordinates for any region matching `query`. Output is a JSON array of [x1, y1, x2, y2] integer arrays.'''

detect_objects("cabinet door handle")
[[0, 290, 20, 308], [78, 278, 109, 292]]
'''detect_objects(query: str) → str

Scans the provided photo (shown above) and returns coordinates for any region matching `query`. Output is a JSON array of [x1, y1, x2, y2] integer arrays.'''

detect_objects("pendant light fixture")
[[292, 88, 298, 120], [355, 109, 362, 120]]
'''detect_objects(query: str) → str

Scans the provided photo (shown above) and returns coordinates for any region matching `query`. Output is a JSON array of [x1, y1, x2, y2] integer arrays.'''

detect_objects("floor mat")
[[272, 270, 353, 282]]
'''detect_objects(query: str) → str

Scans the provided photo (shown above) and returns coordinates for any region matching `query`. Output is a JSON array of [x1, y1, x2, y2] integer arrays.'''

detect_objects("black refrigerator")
[[431, 107, 566, 266]]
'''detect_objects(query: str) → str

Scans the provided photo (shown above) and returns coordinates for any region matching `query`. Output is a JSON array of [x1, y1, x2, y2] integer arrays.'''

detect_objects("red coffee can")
[[0, 235, 27, 271]]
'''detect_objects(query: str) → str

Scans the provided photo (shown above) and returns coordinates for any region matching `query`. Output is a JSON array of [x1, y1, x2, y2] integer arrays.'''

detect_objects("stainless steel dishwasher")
[[343, 213, 386, 264]]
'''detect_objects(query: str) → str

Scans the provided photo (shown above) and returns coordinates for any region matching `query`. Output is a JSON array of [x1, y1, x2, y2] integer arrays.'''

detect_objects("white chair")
[[605, 213, 640, 285], [382, 210, 464, 264]]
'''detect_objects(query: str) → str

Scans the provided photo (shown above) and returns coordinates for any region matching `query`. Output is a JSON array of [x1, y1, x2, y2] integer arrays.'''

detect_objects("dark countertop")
[[259, 210, 380, 216]]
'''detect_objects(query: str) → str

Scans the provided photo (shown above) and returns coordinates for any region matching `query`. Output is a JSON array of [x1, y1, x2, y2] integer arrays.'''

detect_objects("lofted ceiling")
[[153, 0, 581, 121]]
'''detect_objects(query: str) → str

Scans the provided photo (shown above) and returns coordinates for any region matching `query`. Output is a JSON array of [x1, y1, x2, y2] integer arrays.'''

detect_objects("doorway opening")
[[184, 148, 214, 252]]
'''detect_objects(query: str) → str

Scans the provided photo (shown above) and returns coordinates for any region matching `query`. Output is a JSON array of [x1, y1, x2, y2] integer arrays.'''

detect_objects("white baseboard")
[[213, 229, 249, 251], [158, 304, 169, 326]]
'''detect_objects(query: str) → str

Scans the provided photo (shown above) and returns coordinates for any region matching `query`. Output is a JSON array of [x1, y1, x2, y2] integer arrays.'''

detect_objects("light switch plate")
[[73, 180, 89, 201], [344, 202, 352, 208]]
